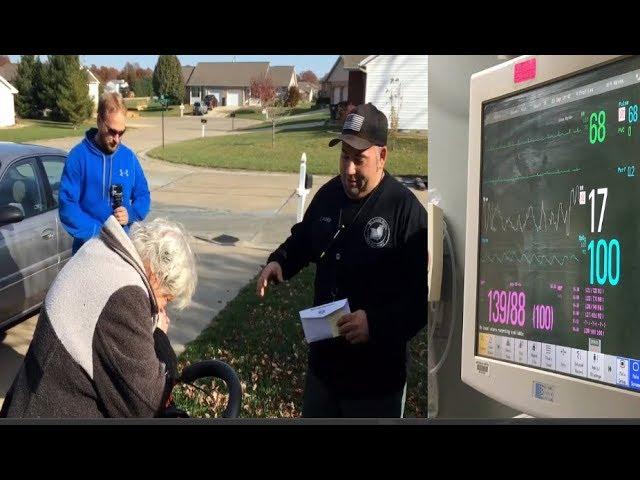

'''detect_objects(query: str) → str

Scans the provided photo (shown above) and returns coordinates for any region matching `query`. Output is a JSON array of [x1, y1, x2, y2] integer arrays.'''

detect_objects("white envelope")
[[299, 298, 351, 343]]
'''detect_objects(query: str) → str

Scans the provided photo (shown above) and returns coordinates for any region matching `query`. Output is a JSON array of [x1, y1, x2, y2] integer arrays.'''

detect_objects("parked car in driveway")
[[203, 95, 218, 109], [0, 142, 72, 330], [193, 101, 208, 115]]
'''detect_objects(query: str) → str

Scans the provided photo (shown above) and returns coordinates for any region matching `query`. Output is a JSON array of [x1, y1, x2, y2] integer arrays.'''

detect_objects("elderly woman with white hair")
[[0, 216, 197, 418]]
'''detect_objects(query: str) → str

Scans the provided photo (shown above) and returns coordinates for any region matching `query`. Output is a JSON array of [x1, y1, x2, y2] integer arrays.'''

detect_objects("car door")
[[39, 154, 73, 270], [0, 156, 58, 325]]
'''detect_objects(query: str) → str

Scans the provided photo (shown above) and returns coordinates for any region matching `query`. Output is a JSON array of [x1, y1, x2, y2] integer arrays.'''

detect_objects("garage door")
[[227, 93, 239, 106]]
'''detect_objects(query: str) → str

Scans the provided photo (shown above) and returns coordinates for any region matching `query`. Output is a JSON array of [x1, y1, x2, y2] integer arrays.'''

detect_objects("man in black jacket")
[[257, 103, 428, 417]]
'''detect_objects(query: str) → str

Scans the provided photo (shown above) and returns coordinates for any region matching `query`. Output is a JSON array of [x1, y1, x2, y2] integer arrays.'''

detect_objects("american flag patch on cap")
[[344, 113, 365, 132]]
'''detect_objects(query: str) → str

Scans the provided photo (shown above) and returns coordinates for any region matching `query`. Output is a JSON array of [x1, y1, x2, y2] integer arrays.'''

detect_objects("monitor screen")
[[477, 55, 640, 394]]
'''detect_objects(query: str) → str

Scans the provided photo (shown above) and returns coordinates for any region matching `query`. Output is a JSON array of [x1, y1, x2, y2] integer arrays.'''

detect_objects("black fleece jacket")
[[268, 172, 428, 397]]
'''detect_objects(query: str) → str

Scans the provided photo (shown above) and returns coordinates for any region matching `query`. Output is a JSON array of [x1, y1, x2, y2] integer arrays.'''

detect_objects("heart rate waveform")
[[480, 249, 582, 266], [483, 167, 581, 185], [486, 127, 584, 152], [483, 186, 581, 236]]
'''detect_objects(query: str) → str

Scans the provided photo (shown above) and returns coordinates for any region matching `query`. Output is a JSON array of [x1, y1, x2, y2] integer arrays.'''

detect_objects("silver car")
[[0, 142, 72, 330]]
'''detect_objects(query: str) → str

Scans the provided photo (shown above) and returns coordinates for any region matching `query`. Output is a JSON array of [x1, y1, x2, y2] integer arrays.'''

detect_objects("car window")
[[0, 158, 45, 219], [40, 155, 66, 208]]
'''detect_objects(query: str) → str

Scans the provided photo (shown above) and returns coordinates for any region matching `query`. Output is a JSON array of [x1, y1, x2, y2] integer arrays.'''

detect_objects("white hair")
[[130, 218, 197, 310]]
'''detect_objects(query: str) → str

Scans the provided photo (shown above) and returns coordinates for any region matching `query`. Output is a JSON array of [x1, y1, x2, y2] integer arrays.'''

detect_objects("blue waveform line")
[[480, 250, 581, 266], [483, 186, 580, 236]]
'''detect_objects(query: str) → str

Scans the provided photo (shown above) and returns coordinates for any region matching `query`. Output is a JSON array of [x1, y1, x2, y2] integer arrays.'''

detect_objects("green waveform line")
[[481, 251, 581, 266], [487, 127, 582, 152], [484, 167, 581, 185]]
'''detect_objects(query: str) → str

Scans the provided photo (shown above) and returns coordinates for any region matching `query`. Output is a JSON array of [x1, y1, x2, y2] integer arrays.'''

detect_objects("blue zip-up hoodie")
[[59, 128, 151, 253]]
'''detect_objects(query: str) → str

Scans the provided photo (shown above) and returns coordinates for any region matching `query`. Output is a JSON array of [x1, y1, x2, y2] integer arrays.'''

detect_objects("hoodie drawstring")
[[102, 154, 106, 203], [109, 155, 113, 204]]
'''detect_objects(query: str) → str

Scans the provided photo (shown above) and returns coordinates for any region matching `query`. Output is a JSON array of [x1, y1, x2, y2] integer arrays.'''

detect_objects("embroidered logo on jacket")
[[119, 169, 130, 177], [364, 217, 390, 248]]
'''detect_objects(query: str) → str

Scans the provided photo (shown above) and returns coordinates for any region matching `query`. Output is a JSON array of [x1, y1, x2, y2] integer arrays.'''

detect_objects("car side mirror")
[[0, 204, 25, 226]]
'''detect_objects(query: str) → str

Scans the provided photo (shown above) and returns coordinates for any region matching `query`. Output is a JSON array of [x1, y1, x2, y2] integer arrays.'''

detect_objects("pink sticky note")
[[514, 58, 536, 83]]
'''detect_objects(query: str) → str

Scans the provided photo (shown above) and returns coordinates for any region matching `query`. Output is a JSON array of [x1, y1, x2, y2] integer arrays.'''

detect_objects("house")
[[0, 75, 18, 127], [297, 81, 320, 102], [187, 62, 269, 107], [322, 55, 368, 105], [182, 65, 195, 103], [85, 69, 100, 115], [267, 65, 297, 97], [358, 55, 428, 131], [186, 62, 298, 107], [105, 79, 129, 94]]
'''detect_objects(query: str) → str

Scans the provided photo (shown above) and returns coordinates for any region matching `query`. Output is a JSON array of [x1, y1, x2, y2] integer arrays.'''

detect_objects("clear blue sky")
[[9, 55, 338, 78]]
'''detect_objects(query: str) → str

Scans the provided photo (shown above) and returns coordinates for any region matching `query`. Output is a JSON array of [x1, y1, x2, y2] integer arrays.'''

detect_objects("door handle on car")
[[41, 229, 55, 240]]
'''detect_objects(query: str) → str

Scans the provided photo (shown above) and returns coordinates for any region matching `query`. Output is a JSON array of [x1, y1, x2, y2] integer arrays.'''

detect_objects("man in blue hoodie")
[[59, 92, 151, 253]]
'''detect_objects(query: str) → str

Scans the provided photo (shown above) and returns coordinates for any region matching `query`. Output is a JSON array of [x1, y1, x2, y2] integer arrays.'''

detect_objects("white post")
[[297, 152, 307, 193], [296, 152, 310, 223], [201, 123, 205, 138], [179, 104, 185, 117]]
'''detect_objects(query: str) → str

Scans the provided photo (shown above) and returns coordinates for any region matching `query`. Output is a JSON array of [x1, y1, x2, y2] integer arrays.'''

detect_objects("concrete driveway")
[[0, 114, 427, 408]]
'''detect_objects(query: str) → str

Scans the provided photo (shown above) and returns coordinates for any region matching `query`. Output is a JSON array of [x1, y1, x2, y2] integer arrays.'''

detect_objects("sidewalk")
[[139, 152, 334, 353]]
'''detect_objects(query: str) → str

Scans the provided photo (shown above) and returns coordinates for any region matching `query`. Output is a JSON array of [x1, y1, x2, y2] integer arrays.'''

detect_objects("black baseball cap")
[[329, 103, 388, 150]]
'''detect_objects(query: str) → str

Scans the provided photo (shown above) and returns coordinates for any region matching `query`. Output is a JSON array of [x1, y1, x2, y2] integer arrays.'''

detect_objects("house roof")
[[324, 55, 369, 82], [0, 75, 18, 94], [187, 62, 270, 87], [0, 63, 18, 83], [359, 55, 378, 67], [297, 81, 319, 91], [324, 57, 342, 81], [267, 66, 295, 87], [342, 55, 368, 70], [85, 69, 100, 84], [182, 65, 195, 84]]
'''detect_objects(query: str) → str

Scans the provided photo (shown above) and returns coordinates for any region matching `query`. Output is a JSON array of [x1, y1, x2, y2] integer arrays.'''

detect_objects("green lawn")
[[173, 265, 428, 418], [240, 110, 330, 130], [232, 108, 265, 121], [0, 119, 94, 143], [233, 104, 328, 123], [128, 102, 193, 117], [147, 125, 427, 177]]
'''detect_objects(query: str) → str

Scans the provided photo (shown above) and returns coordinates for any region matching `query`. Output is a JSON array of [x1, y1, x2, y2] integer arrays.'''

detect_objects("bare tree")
[[298, 70, 318, 84], [250, 76, 291, 147], [90, 65, 120, 82], [385, 77, 402, 149], [0, 55, 10, 66], [120, 62, 141, 87]]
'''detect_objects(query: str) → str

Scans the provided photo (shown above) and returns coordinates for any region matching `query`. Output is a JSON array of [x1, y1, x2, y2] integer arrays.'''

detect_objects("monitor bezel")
[[461, 54, 640, 418]]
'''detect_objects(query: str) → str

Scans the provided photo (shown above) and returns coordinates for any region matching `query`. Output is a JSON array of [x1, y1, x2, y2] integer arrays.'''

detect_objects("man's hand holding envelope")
[[336, 309, 369, 344], [299, 299, 369, 344]]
